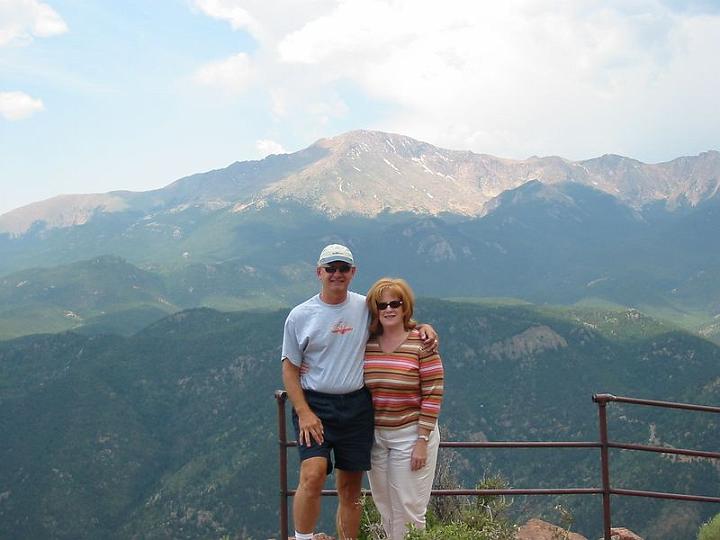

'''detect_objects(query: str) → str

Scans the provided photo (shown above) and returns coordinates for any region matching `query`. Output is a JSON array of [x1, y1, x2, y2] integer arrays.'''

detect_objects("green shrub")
[[698, 513, 720, 540], [359, 472, 517, 540], [359, 495, 386, 540], [405, 521, 488, 539]]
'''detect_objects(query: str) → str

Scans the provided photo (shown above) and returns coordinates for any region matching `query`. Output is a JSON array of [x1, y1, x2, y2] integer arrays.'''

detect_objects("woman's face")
[[377, 288, 405, 331]]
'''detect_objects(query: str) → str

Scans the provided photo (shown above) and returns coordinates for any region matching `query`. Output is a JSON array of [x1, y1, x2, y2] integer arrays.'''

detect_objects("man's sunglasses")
[[377, 300, 403, 310], [322, 265, 352, 274]]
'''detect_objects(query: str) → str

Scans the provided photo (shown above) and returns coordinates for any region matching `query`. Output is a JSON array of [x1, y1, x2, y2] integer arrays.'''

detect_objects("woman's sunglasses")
[[322, 265, 352, 274], [377, 300, 403, 310]]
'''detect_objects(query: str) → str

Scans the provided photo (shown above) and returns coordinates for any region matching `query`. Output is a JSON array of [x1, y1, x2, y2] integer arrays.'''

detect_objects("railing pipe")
[[441, 441, 600, 449], [282, 440, 600, 449], [610, 488, 720, 503], [286, 487, 603, 497], [275, 390, 289, 540], [430, 488, 602, 496], [608, 441, 720, 460], [595, 395, 612, 540], [594, 393, 720, 413]]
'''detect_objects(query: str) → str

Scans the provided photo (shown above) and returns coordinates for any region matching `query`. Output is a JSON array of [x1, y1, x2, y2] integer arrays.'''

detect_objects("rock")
[[516, 518, 587, 540], [610, 527, 643, 540], [487, 325, 568, 361]]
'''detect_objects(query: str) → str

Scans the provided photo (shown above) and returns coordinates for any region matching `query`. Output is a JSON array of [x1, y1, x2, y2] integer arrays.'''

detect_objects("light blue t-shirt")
[[282, 291, 370, 394]]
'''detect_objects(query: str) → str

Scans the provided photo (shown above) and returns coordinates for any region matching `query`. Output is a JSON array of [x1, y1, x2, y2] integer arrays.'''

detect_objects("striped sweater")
[[364, 329, 444, 431]]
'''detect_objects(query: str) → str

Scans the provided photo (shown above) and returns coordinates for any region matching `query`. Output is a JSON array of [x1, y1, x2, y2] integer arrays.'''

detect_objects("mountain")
[[0, 255, 176, 339], [1, 179, 720, 340], [0, 131, 720, 339], [1, 131, 719, 237], [1, 302, 719, 539], [0, 132, 717, 315], [0, 308, 285, 540], [0, 132, 718, 323]]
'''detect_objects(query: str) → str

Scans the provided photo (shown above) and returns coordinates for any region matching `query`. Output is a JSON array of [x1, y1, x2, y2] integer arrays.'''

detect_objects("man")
[[281, 244, 437, 540]]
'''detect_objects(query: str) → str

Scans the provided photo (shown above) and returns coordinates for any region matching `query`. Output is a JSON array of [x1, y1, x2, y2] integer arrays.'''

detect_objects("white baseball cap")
[[317, 244, 355, 266]]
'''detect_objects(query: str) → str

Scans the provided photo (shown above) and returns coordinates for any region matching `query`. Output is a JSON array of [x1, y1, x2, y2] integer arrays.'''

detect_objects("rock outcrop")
[[610, 527, 644, 540], [516, 518, 587, 540]]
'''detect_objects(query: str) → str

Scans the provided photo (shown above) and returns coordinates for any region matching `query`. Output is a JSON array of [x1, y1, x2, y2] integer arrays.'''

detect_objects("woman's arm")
[[418, 348, 444, 432], [411, 347, 444, 470]]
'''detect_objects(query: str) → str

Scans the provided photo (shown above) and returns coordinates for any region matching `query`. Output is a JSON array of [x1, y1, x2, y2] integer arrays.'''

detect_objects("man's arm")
[[282, 358, 324, 446], [416, 323, 439, 351]]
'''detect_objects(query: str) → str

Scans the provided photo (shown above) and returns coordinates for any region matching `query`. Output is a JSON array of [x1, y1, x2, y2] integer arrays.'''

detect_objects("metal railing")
[[275, 390, 720, 539]]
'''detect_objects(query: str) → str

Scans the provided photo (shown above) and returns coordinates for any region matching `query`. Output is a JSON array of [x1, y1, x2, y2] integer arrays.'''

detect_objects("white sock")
[[294, 532, 314, 540]]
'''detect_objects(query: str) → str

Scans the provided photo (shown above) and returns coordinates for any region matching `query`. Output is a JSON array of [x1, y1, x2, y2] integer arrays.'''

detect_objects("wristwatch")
[[417, 434, 430, 442]]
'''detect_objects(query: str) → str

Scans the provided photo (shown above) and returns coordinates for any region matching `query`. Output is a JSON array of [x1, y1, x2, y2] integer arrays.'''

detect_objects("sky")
[[1, 0, 720, 215]]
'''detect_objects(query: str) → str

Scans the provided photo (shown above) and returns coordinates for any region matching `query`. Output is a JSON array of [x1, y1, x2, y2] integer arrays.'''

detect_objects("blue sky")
[[1, 0, 719, 215]]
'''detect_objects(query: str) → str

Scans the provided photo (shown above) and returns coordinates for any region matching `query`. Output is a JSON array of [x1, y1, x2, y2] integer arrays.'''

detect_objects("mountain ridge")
[[2, 130, 718, 235]]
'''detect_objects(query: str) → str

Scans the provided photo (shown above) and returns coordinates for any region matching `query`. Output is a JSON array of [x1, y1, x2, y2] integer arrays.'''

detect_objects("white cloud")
[[196, 0, 720, 161], [0, 91, 44, 120], [193, 53, 254, 94], [191, 0, 265, 40], [0, 0, 68, 46], [269, 88, 287, 118], [307, 95, 350, 126], [278, 0, 414, 64], [191, 0, 335, 44], [256, 139, 286, 156]]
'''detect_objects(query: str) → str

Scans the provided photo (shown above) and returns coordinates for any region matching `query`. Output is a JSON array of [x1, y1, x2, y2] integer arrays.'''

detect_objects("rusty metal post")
[[276, 390, 289, 540], [594, 394, 613, 540]]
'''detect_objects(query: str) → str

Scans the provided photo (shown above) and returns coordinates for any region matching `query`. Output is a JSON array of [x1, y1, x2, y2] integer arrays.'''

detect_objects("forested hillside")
[[1, 301, 718, 539]]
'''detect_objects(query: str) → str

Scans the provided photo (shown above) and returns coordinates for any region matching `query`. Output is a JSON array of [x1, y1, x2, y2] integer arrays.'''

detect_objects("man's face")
[[317, 261, 356, 295]]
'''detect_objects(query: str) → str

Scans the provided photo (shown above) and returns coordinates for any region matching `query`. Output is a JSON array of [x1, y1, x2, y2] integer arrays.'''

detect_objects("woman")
[[364, 278, 444, 540]]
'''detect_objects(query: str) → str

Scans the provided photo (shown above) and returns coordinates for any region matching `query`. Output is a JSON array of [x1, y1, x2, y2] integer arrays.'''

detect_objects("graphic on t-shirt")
[[331, 320, 353, 335]]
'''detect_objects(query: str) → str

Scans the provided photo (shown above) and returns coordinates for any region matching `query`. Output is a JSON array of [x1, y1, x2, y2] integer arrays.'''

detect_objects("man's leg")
[[335, 469, 364, 539], [294, 456, 328, 535]]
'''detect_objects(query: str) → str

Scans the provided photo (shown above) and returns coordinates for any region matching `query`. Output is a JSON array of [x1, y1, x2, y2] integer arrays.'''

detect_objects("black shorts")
[[292, 387, 374, 473]]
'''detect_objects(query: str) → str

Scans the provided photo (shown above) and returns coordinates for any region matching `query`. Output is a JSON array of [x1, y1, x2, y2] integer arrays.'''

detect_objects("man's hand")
[[416, 323, 439, 352], [282, 358, 325, 447], [297, 410, 325, 447]]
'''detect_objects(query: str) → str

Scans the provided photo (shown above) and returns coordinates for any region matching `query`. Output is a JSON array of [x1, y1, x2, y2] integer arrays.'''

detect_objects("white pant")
[[367, 423, 440, 540]]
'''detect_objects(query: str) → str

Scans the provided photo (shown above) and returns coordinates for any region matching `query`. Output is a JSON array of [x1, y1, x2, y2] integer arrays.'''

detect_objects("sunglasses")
[[322, 265, 352, 274], [377, 300, 403, 310]]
